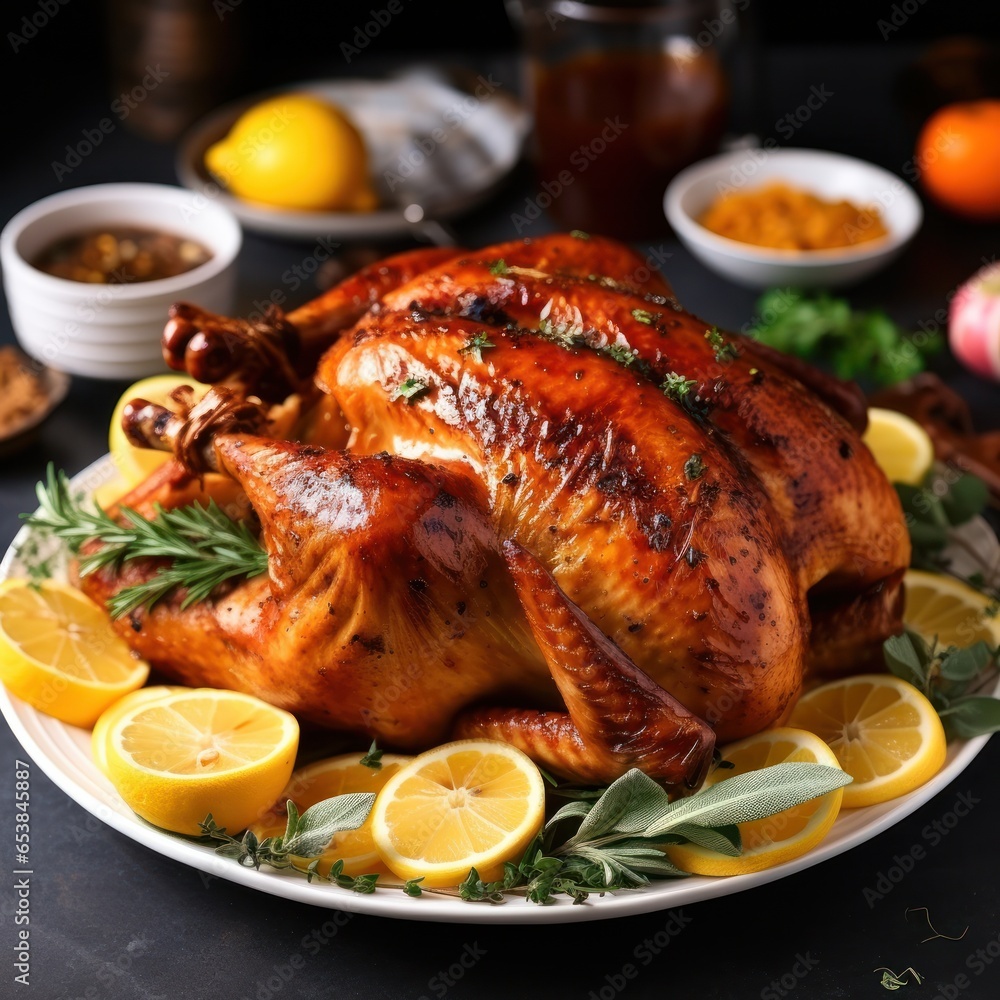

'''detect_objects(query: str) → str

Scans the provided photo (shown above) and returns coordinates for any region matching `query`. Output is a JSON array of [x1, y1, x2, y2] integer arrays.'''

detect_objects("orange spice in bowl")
[[697, 181, 889, 251]]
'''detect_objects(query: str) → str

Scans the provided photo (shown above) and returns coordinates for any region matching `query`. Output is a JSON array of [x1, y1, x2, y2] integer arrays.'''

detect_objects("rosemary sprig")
[[22, 463, 268, 619]]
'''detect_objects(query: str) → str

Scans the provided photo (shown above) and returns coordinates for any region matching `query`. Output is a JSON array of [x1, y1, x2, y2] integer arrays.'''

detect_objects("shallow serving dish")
[[0, 183, 242, 381], [175, 71, 530, 242], [664, 147, 923, 290], [0, 346, 71, 459]]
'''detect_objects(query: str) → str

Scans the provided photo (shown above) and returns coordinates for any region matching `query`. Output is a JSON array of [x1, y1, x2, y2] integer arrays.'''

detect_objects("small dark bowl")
[[0, 347, 72, 459]]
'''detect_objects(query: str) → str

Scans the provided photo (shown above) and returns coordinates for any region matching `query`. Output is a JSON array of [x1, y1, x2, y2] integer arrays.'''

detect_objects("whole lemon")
[[205, 94, 379, 212]]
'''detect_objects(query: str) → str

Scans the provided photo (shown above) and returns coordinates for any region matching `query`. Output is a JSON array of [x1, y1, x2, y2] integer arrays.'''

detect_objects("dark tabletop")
[[2, 28, 1000, 1000]]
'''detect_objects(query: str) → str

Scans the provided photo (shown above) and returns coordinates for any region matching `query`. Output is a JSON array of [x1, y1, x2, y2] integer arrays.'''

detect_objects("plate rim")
[[0, 453, 994, 924]]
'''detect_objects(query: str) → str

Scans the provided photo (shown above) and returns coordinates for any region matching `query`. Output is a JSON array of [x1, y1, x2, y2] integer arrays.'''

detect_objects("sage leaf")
[[941, 473, 990, 526], [883, 631, 928, 686], [281, 799, 301, 845], [941, 696, 1000, 739], [664, 822, 742, 856], [283, 792, 375, 858], [544, 799, 593, 829], [641, 763, 852, 839], [566, 769, 671, 847], [939, 642, 995, 682]]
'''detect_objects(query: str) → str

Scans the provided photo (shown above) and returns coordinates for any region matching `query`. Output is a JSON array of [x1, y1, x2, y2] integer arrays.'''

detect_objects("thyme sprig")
[[198, 793, 378, 890], [22, 464, 268, 619]]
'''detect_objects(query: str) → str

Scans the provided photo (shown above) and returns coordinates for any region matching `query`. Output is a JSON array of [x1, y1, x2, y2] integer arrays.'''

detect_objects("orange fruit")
[[915, 100, 1000, 221]]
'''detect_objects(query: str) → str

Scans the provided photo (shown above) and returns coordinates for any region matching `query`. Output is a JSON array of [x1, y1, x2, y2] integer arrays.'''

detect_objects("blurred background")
[[8, 1, 999, 132]]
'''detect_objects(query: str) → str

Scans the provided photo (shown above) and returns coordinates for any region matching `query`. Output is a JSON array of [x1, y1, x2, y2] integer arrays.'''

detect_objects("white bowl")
[[663, 148, 923, 290], [0, 183, 242, 380]]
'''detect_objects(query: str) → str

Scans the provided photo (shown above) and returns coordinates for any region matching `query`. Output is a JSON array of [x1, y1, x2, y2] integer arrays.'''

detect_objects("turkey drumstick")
[[161, 245, 463, 399]]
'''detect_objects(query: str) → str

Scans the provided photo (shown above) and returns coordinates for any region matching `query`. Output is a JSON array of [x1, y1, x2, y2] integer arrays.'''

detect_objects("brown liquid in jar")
[[531, 48, 730, 240], [31, 227, 213, 284]]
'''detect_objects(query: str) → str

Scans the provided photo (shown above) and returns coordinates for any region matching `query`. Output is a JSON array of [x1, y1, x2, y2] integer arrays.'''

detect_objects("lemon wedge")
[[205, 94, 378, 213], [91, 685, 186, 778], [105, 373, 209, 497], [903, 567, 1000, 649], [662, 728, 846, 876], [862, 407, 935, 486], [0, 578, 150, 728]]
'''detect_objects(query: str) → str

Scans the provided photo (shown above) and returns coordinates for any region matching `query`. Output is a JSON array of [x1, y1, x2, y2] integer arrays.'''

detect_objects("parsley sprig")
[[747, 288, 943, 386], [22, 464, 268, 619]]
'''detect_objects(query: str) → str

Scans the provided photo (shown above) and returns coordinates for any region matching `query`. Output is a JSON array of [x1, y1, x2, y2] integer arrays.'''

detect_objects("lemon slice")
[[106, 374, 209, 495], [250, 752, 412, 876], [370, 739, 546, 888], [862, 407, 935, 486], [903, 567, 1000, 649], [662, 728, 846, 876], [105, 688, 299, 835], [787, 674, 946, 808], [0, 578, 150, 728], [91, 685, 186, 778]]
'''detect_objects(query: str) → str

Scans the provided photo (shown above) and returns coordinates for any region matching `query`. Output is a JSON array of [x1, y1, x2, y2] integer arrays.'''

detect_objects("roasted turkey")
[[78, 233, 911, 790]]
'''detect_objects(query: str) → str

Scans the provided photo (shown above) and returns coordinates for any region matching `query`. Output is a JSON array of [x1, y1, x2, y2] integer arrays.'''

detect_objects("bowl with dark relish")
[[0, 183, 241, 380]]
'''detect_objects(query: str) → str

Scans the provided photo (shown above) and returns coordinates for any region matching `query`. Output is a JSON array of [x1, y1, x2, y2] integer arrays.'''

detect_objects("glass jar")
[[509, 0, 748, 240]]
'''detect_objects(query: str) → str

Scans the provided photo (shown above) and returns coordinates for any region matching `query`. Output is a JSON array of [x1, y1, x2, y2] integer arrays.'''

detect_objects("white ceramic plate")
[[175, 71, 530, 242], [1, 454, 995, 924]]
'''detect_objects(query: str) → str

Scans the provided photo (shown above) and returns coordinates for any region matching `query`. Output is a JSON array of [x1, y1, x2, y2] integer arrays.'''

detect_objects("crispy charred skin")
[[319, 233, 909, 673], [322, 310, 809, 743]]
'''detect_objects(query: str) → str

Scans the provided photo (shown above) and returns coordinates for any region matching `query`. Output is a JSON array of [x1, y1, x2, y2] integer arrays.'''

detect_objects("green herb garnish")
[[631, 308, 657, 325], [359, 740, 384, 770], [458, 332, 495, 362], [747, 288, 943, 386], [201, 761, 851, 905], [604, 343, 637, 368], [489, 258, 509, 276], [684, 454, 706, 481], [22, 464, 268, 619], [395, 377, 430, 403], [660, 372, 698, 403], [705, 326, 741, 362], [883, 630, 1000, 741]]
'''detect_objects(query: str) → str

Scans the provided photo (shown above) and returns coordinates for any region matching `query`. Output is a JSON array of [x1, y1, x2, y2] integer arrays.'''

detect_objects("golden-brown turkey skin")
[[321, 314, 808, 742], [78, 435, 557, 749], [87, 231, 911, 785], [315, 234, 910, 735], [320, 233, 909, 675]]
